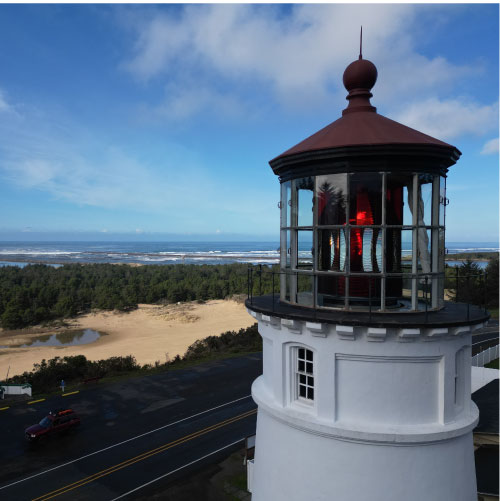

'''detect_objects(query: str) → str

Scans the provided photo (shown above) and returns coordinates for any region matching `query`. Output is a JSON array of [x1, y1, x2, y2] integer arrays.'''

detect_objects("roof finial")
[[359, 26, 363, 60]]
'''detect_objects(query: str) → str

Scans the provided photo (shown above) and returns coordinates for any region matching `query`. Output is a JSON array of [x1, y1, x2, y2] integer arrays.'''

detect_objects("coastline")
[[0, 299, 255, 378]]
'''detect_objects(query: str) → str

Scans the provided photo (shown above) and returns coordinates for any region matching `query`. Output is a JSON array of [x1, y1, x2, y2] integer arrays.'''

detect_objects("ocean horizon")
[[0, 241, 498, 268]]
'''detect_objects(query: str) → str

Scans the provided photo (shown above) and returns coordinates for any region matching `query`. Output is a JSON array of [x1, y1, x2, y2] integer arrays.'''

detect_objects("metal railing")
[[247, 265, 494, 322], [472, 345, 500, 367]]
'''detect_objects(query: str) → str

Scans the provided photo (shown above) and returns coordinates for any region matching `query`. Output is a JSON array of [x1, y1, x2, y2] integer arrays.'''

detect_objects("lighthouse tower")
[[246, 53, 489, 501]]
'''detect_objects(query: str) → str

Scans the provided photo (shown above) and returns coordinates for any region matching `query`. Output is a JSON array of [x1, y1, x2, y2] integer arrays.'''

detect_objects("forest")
[[0, 263, 276, 329], [0, 258, 497, 330]]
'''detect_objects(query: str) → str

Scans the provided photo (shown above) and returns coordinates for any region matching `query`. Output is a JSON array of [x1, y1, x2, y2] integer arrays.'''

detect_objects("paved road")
[[0, 354, 262, 500], [472, 321, 499, 355]]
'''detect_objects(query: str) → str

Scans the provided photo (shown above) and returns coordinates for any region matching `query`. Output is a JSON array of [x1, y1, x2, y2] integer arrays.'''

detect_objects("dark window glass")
[[318, 229, 346, 271], [306, 362, 313, 374], [317, 275, 346, 307], [316, 174, 347, 225], [308, 388, 314, 400], [298, 348, 304, 359], [349, 277, 381, 307], [306, 350, 313, 362], [349, 173, 382, 225], [39, 417, 52, 428], [307, 376, 314, 386], [297, 230, 313, 269], [300, 374, 306, 384], [387, 173, 414, 226], [299, 385, 307, 398], [298, 360, 305, 372], [386, 229, 412, 274]]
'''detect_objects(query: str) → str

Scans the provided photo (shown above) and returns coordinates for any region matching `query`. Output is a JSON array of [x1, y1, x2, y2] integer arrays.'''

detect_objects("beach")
[[0, 300, 255, 377]]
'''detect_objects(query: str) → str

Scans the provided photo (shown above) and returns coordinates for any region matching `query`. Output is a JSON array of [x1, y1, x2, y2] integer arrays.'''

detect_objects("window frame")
[[294, 346, 315, 405]]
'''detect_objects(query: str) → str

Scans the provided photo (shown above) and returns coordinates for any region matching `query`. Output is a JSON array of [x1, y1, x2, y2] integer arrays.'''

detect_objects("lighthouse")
[[246, 50, 489, 501]]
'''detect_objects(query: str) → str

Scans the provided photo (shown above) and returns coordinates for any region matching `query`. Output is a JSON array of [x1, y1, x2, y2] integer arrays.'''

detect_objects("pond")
[[0, 329, 105, 349]]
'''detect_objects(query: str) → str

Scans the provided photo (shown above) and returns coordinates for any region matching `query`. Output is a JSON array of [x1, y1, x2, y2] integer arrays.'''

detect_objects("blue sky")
[[0, 4, 498, 243]]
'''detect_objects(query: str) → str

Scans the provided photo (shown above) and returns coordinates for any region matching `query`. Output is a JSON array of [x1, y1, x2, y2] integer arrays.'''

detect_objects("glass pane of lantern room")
[[417, 228, 432, 272], [281, 230, 290, 269], [316, 174, 348, 225], [317, 274, 345, 308], [386, 228, 413, 309], [295, 177, 314, 227], [297, 230, 313, 269], [386, 173, 414, 226], [386, 276, 412, 309], [296, 274, 314, 307], [417, 275, 433, 311], [349, 173, 382, 225], [318, 229, 347, 271], [281, 181, 291, 228], [349, 228, 382, 273], [418, 174, 433, 227], [385, 228, 410, 273]]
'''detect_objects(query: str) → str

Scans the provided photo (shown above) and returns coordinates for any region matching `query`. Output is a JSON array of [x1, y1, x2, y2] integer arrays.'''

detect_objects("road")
[[0, 322, 496, 500], [0, 354, 262, 500], [472, 320, 499, 355]]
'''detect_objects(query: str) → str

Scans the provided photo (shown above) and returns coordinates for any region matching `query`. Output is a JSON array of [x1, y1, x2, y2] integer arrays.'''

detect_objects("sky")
[[0, 3, 498, 243]]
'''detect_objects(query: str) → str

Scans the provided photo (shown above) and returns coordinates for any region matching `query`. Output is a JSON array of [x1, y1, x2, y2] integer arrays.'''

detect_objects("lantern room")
[[270, 56, 460, 313]]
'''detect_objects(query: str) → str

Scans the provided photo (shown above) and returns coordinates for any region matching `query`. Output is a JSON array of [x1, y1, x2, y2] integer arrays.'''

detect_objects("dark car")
[[25, 408, 80, 442]]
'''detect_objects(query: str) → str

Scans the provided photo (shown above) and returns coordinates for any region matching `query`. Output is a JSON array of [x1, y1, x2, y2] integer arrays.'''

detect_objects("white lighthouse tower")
[[246, 53, 489, 501]]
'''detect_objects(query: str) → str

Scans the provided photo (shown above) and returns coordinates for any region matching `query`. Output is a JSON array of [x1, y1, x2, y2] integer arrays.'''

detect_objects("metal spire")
[[359, 26, 363, 60]]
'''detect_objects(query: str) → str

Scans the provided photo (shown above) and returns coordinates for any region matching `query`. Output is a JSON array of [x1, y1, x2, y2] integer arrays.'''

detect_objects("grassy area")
[[446, 252, 498, 261], [227, 472, 247, 492], [488, 307, 499, 320], [485, 359, 499, 369]]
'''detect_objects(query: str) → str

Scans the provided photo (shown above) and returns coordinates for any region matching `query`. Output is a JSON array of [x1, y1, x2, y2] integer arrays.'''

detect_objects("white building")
[[246, 54, 489, 501]]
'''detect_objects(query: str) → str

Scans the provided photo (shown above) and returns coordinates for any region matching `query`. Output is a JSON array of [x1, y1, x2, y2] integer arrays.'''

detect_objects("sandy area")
[[0, 300, 255, 377]]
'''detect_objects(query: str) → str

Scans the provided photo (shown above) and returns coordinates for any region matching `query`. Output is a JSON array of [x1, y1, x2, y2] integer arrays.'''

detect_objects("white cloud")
[[0, 94, 276, 230], [0, 89, 16, 114], [393, 98, 498, 141], [480, 137, 499, 155], [0, 102, 215, 213], [122, 4, 480, 117], [155, 83, 244, 120]]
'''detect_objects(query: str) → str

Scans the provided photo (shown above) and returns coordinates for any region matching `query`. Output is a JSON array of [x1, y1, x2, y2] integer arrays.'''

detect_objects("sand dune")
[[0, 300, 255, 377]]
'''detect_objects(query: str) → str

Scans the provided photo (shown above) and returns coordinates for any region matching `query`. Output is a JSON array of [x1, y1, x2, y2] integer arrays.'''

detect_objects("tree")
[[485, 257, 499, 309]]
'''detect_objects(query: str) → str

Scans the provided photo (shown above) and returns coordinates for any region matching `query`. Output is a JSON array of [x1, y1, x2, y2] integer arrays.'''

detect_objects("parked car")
[[25, 408, 80, 442]]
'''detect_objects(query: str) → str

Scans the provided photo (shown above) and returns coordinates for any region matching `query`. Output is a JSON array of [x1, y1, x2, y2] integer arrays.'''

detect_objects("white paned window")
[[296, 348, 314, 401]]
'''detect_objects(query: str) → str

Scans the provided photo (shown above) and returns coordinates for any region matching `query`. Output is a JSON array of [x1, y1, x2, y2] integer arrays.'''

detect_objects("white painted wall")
[[249, 310, 481, 501], [0, 384, 32, 397]]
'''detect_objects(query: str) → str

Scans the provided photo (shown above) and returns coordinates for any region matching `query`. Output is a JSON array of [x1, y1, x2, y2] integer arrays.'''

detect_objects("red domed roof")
[[273, 110, 453, 161], [270, 56, 459, 167]]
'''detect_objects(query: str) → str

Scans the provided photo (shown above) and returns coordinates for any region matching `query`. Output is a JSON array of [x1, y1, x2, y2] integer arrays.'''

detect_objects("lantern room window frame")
[[279, 172, 447, 312]]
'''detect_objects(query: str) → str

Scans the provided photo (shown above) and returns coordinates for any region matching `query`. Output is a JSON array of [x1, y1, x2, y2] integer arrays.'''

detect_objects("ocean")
[[0, 241, 497, 268]]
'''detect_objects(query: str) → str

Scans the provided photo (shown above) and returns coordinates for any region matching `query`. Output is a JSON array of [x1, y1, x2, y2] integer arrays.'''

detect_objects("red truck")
[[25, 408, 80, 442]]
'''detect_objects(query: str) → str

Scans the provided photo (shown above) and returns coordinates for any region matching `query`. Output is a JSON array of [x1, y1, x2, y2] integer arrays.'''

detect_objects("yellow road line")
[[32, 408, 257, 501], [27, 399, 45, 405], [0, 406, 9, 411], [62, 391, 79, 397]]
